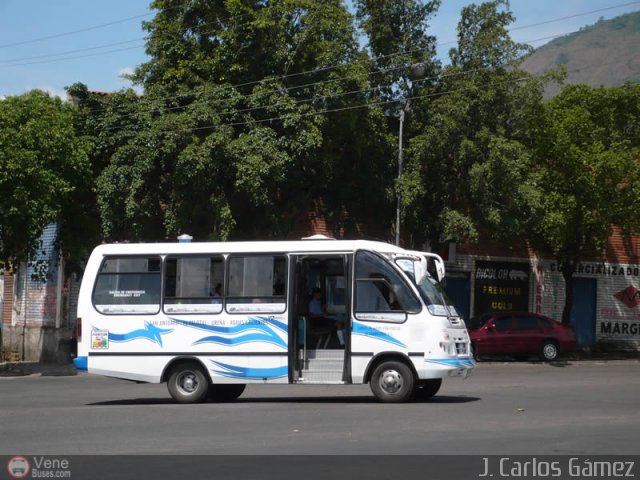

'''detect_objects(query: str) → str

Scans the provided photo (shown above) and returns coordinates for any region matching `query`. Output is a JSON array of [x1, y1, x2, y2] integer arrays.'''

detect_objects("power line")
[[88, 30, 577, 125], [2, 0, 637, 73], [1, 45, 146, 68], [92, 63, 394, 117], [509, 1, 640, 32], [0, 6, 262, 59], [93, 75, 526, 137], [0, 2, 250, 50], [0, 38, 144, 65], [74, 2, 628, 119], [95, 56, 636, 138], [4, 2, 634, 128], [0, 12, 153, 50], [0, 7, 319, 69]]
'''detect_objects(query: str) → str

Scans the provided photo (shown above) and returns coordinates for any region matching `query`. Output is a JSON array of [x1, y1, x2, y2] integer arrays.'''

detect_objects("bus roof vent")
[[177, 234, 193, 243], [301, 234, 335, 240]]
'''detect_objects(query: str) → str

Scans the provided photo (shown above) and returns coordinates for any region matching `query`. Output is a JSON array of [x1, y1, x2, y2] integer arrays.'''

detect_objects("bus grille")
[[455, 342, 468, 355]]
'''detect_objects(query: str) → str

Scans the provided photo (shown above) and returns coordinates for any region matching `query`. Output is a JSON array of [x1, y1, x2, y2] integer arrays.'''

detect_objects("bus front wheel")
[[414, 378, 442, 400], [167, 362, 209, 404], [370, 360, 415, 403]]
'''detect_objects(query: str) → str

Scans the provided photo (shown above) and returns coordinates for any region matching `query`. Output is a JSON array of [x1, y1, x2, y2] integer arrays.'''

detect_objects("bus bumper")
[[73, 356, 88, 371], [423, 357, 475, 379]]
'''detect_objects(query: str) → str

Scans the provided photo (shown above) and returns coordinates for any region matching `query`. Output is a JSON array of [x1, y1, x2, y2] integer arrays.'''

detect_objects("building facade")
[[1, 224, 80, 363], [442, 228, 640, 351]]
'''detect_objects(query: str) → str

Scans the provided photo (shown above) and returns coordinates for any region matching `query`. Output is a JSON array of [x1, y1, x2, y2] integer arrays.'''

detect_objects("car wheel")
[[167, 362, 209, 404], [207, 384, 246, 402], [370, 360, 415, 403], [414, 378, 442, 400], [540, 341, 559, 361]]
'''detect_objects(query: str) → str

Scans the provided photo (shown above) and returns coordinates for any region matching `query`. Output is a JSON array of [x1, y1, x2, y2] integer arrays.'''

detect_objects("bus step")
[[297, 379, 345, 384], [302, 358, 343, 371], [298, 369, 344, 383], [303, 350, 344, 360]]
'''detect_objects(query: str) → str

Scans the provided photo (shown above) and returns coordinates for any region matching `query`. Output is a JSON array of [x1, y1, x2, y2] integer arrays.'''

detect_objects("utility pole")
[[394, 62, 425, 246], [395, 108, 405, 246]]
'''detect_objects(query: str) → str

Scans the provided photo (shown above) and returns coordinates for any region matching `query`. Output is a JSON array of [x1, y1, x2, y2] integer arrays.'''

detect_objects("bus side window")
[[226, 255, 287, 314], [93, 256, 162, 314], [163, 256, 224, 314]]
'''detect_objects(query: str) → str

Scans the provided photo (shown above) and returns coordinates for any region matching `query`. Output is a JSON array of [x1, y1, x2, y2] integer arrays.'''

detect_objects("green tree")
[[401, 0, 541, 249], [355, 0, 441, 100], [529, 83, 640, 324], [355, 0, 442, 242], [82, 0, 391, 242], [0, 90, 91, 263]]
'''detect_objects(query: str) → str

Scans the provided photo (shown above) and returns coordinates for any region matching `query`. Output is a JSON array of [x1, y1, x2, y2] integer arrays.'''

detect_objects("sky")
[[0, 0, 639, 100]]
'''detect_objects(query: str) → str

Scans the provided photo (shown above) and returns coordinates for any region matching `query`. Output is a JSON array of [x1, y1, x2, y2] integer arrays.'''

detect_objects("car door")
[[512, 314, 543, 353], [480, 314, 514, 353]]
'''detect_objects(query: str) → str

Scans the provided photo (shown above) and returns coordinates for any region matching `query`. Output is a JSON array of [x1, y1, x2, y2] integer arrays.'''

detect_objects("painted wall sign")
[[549, 263, 640, 277], [474, 260, 530, 315], [598, 284, 640, 338], [600, 321, 640, 336], [614, 285, 640, 308]]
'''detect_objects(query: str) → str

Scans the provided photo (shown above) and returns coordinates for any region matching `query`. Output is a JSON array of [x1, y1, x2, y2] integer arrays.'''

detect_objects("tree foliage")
[[355, 0, 441, 101], [529, 83, 640, 322], [72, 0, 392, 242], [402, 0, 541, 247], [0, 90, 91, 263]]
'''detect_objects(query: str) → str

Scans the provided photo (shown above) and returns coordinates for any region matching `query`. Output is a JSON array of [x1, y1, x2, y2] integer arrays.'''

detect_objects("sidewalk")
[[472, 349, 640, 365], [0, 361, 78, 377]]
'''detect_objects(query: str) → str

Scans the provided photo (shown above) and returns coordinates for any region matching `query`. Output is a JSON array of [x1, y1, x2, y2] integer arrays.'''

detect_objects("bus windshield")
[[393, 256, 458, 318], [415, 274, 459, 318]]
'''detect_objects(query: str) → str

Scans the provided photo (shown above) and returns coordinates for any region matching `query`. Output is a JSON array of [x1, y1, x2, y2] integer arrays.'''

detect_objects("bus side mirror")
[[434, 259, 445, 283], [424, 254, 445, 283]]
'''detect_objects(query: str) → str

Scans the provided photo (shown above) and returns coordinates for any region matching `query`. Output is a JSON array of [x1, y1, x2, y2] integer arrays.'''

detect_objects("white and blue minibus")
[[74, 237, 474, 403]]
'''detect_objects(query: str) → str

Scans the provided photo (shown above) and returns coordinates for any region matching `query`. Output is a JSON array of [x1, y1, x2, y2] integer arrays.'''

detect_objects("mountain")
[[521, 11, 640, 95]]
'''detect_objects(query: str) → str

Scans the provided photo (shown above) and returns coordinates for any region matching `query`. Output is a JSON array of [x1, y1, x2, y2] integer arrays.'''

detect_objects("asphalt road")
[[1, 360, 638, 455]]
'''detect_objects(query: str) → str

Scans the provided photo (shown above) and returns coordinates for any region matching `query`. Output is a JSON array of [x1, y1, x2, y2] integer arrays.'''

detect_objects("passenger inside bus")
[[308, 287, 345, 347]]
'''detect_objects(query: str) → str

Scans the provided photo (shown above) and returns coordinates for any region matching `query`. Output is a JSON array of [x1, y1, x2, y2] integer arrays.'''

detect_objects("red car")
[[467, 311, 577, 361]]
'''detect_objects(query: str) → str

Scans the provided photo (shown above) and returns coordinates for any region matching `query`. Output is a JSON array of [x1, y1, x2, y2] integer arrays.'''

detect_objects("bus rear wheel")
[[370, 360, 415, 403], [167, 362, 209, 404]]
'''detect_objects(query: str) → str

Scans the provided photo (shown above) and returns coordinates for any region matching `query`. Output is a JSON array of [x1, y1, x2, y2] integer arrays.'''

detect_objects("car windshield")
[[415, 274, 459, 317]]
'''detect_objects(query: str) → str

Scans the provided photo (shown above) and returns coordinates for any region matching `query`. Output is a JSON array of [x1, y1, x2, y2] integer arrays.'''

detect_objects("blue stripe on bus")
[[210, 360, 288, 379], [108, 322, 174, 347], [351, 321, 406, 348], [425, 358, 476, 368], [172, 317, 287, 348]]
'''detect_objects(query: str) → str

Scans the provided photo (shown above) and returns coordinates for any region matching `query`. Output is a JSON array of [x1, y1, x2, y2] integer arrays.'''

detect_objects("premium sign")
[[474, 260, 530, 315]]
